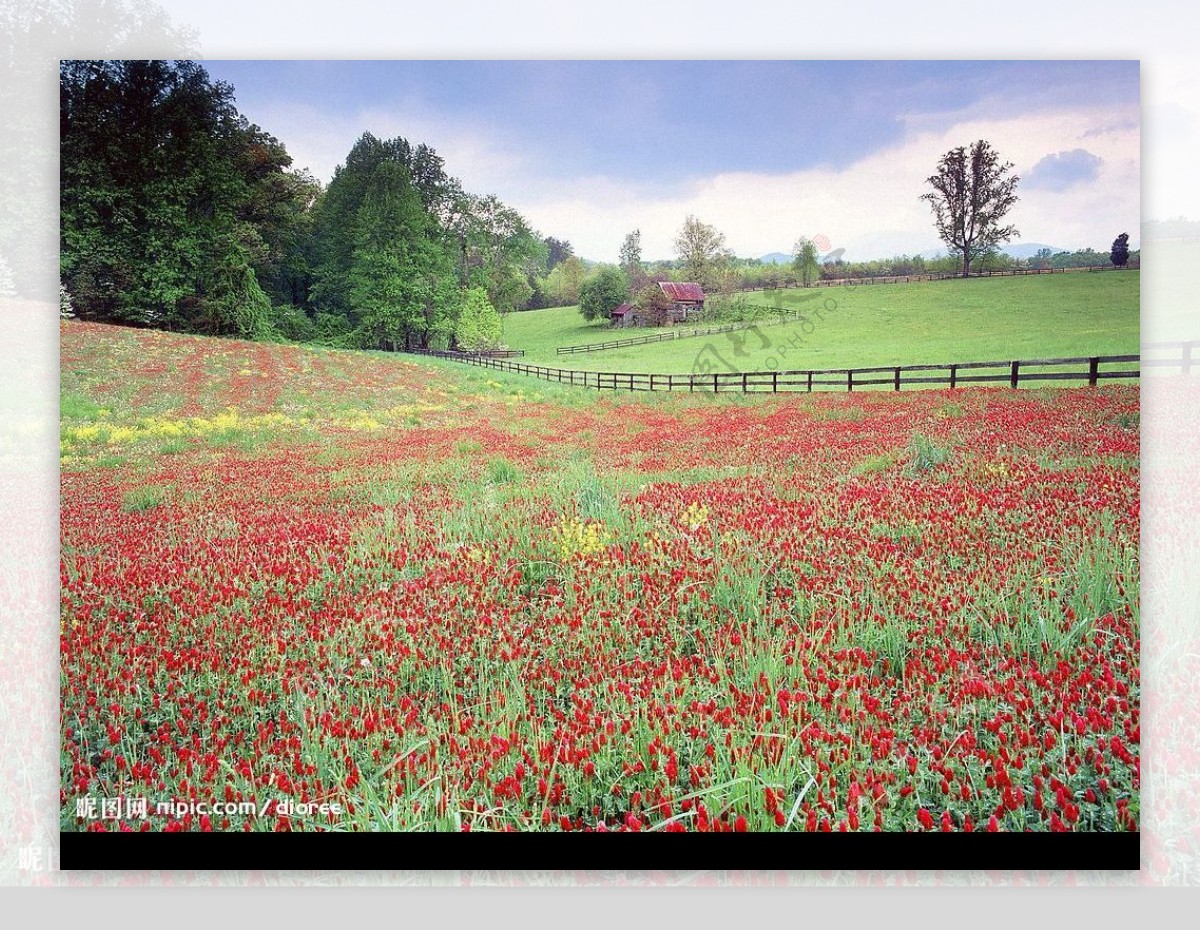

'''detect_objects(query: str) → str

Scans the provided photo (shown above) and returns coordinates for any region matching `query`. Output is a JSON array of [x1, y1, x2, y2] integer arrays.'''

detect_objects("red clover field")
[[60, 321, 1139, 834]]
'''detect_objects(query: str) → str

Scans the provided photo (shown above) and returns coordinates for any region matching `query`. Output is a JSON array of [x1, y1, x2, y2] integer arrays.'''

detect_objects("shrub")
[[456, 287, 503, 351], [578, 267, 629, 322]]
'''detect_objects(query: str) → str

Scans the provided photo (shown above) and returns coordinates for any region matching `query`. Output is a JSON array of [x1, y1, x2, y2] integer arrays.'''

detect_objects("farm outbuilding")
[[611, 303, 636, 327], [658, 282, 706, 323]]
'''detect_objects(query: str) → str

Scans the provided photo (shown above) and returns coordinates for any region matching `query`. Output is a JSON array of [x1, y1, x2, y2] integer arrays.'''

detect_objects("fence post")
[[847, 370, 854, 392], [772, 371, 778, 394], [894, 367, 901, 391], [1185, 342, 1194, 376], [1010, 361, 1020, 389], [714, 373, 719, 394], [807, 371, 813, 393], [949, 365, 957, 389], [742, 372, 748, 393], [1088, 357, 1099, 386]]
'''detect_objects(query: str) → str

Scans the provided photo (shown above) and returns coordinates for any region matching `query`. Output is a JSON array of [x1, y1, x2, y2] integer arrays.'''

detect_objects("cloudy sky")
[[203, 60, 1140, 263]]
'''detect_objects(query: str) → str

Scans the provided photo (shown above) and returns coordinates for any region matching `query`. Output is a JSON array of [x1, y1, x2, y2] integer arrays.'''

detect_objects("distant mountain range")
[[758, 252, 794, 265]]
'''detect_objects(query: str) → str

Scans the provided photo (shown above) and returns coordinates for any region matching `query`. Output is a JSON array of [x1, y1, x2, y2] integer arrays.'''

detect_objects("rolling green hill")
[[500, 272, 1140, 375]]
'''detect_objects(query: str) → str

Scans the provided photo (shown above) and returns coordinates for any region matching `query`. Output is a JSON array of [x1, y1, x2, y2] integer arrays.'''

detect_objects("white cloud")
[[253, 96, 1139, 263], [246, 100, 531, 197], [516, 105, 1140, 261]]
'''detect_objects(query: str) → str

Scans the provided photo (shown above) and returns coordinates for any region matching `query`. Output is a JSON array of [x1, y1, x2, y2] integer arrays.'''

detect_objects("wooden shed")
[[610, 302, 635, 327], [658, 282, 706, 323]]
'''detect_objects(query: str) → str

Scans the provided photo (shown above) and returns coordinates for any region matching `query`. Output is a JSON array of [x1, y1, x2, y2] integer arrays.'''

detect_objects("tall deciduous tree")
[[347, 161, 456, 350], [311, 132, 460, 325], [543, 236, 574, 272], [673, 215, 728, 290], [792, 237, 820, 287], [1110, 232, 1130, 267], [542, 255, 587, 307], [456, 193, 545, 313], [619, 229, 650, 293], [920, 140, 1020, 279]]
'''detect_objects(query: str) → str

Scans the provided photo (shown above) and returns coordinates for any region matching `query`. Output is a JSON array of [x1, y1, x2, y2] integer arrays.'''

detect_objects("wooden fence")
[[408, 347, 1169, 394], [465, 348, 524, 358]]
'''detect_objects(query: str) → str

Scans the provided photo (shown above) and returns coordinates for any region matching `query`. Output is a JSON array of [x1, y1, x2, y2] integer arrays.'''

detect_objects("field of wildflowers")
[[60, 322, 1139, 834]]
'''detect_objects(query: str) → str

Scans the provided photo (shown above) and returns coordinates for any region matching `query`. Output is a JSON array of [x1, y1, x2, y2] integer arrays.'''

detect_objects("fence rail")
[[407, 344, 1182, 394], [462, 348, 524, 358]]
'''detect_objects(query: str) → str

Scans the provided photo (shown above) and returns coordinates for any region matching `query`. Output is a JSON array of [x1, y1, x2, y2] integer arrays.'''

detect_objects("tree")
[[347, 161, 456, 350], [60, 59, 315, 338], [311, 132, 460, 324], [673, 215, 728, 289], [578, 266, 629, 322], [792, 237, 820, 287], [619, 229, 642, 271], [619, 228, 648, 291], [543, 236, 574, 272], [1110, 232, 1130, 267], [632, 283, 674, 327], [920, 140, 1020, 278], [456, 193, 545, 313], [1029, 247, 1054, 271], [541, 255, 587, 307], [455, 286, 502, 351]]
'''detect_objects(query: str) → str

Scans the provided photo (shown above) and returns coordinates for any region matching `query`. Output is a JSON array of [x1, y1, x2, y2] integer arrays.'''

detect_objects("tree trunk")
[[961, 251, 971, 278]]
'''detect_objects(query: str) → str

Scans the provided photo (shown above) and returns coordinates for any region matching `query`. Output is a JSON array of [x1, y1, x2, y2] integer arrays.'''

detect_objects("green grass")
[[500, 304, 609, 356], [502, 273, 1140, 375], [121, 485, 167, 512], [61, 392, 103, 420], [904, 432, 954, 476]]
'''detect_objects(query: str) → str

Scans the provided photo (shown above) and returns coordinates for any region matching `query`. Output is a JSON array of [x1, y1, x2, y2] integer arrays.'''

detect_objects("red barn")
[[658, 282, 706, 323], [610, 302, 635, 327]]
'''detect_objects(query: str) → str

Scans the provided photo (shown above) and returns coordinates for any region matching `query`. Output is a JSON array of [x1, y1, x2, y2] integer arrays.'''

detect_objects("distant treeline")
[[686, 247, 1140, 293]]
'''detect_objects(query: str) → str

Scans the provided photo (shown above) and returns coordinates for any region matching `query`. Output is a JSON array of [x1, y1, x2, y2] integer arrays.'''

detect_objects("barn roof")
[[659, 282, 706, 301], [611, 303, 633, 315]]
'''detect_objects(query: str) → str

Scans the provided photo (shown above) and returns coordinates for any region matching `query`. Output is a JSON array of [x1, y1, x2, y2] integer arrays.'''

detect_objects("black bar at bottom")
[[60, 830, 1139, 873]]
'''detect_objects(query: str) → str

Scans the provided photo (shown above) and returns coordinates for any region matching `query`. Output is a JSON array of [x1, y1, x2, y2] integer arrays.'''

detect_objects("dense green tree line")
[[60, 60, 317, 338], [60, 60, 552, 350]]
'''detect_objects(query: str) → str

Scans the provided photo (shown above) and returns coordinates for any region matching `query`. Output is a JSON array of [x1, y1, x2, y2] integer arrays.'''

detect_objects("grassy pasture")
[[502, 272, 1140, 377]]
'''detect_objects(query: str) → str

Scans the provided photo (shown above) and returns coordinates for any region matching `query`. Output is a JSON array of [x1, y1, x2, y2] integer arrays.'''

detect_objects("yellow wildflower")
[[682, 501, 709, 531], [552, 518, 610, 561]]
